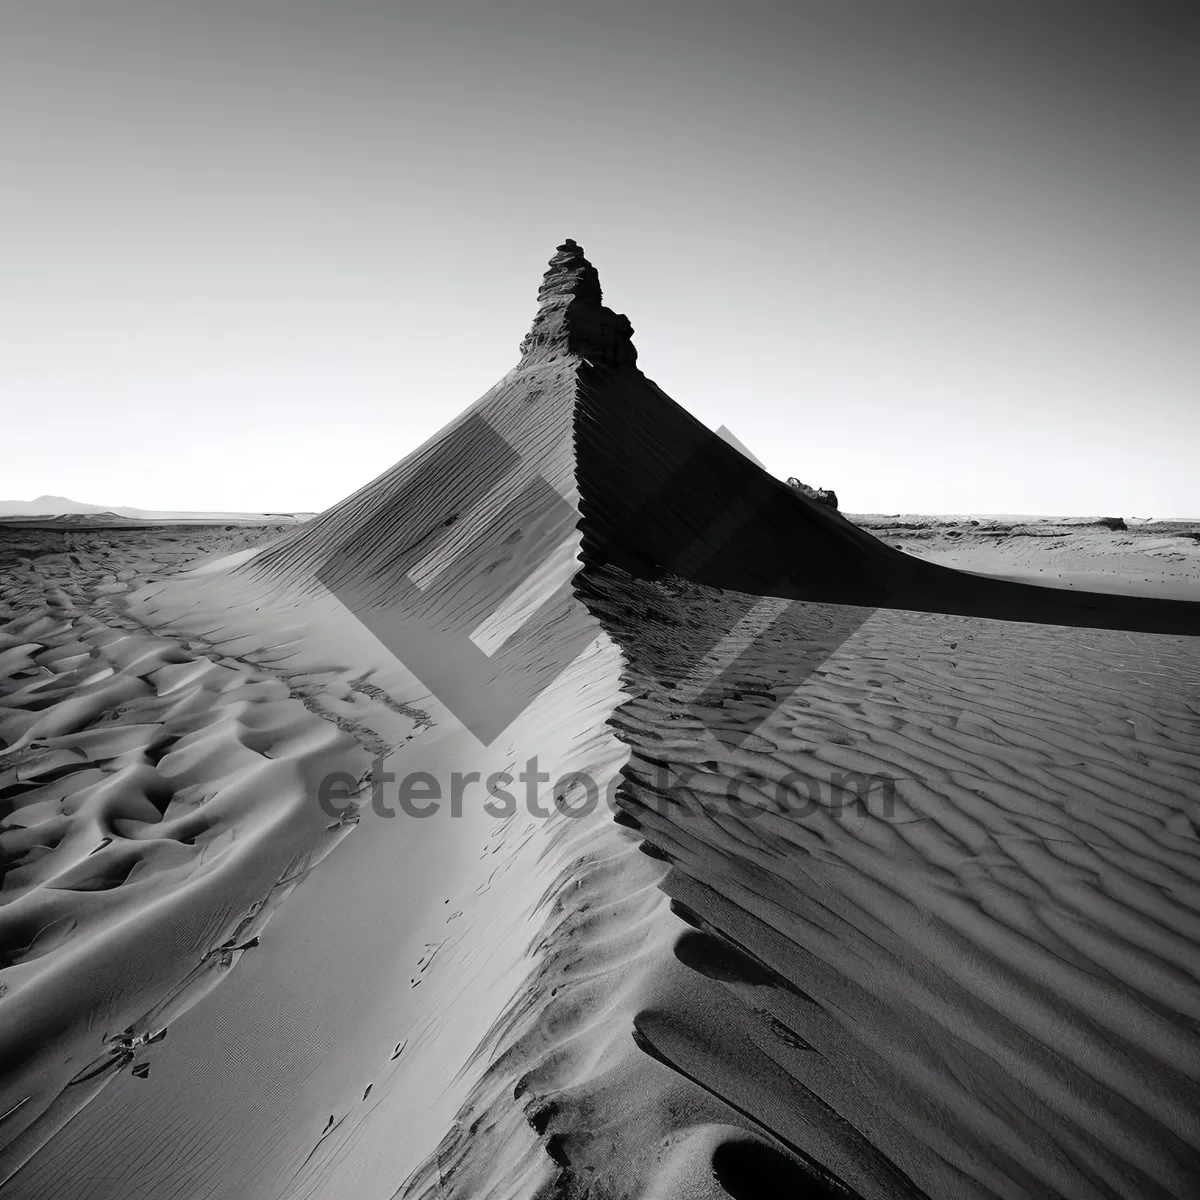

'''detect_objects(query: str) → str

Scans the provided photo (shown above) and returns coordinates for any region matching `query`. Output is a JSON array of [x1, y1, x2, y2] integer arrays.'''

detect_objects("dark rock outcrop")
[[786, 478, 839, 510], [519, 239, 637, 366]]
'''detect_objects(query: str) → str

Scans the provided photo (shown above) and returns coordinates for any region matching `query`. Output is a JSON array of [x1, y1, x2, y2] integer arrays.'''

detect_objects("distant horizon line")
[[2, 496, 1196, 525]]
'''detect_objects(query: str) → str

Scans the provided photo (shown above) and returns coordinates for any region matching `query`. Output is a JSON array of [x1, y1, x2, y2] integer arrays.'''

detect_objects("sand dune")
[[2, 241, 1198, 1199]]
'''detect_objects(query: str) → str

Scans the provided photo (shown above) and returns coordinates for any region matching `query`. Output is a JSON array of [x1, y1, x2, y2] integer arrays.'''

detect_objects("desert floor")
[[857, 515, 1200, 603], [1, 512, 1197, 1200]]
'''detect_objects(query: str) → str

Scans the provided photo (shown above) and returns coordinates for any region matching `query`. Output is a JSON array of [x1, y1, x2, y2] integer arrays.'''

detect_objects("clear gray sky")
[[3, 1, 1197, 515]]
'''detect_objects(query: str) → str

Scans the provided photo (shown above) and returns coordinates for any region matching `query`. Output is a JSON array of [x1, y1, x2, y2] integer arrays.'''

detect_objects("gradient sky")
[[3, 1, 1197, 515]]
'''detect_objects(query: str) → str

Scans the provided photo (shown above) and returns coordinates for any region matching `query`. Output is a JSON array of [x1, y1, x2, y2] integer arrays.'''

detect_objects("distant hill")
[[0, 494, 136, 517], [0, 495, 314, 523]]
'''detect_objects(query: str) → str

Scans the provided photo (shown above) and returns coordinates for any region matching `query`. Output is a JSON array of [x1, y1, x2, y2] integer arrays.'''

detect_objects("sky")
[[2, 1, 1197, 516]]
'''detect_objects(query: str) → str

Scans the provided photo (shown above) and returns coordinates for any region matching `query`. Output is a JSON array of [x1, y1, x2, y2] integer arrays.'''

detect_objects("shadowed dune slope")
[[572, 361, 1200, 635], [250, 237, 1199, 641]]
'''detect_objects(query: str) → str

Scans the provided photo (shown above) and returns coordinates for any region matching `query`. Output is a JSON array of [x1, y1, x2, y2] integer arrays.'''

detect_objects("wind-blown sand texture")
[[2, 243, 1198, 1199], [0, 523, 362, 1184]]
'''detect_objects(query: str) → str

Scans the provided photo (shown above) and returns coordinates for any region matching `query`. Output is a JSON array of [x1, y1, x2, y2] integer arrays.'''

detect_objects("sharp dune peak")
[[244, 239, 1198, 638]]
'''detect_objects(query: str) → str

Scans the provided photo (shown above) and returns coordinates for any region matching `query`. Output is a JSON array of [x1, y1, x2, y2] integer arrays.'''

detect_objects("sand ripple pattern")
[[0, 568, 361, 1187], [585, 564, 1200, 1199]]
